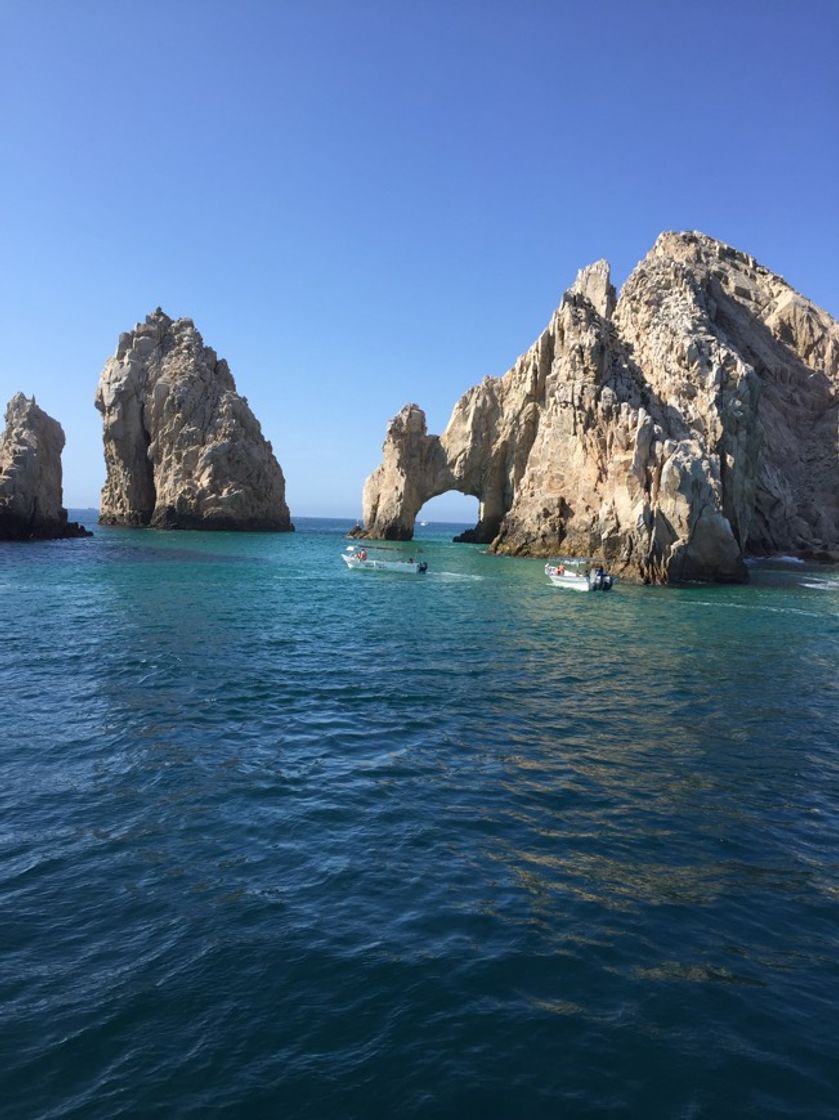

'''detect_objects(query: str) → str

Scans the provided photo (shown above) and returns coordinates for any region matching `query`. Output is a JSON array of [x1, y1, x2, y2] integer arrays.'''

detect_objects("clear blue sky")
[[2, 0, 837, 519]]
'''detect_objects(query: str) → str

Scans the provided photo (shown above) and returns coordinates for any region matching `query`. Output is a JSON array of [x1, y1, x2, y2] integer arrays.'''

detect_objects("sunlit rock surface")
[[96, 309, 293, 531], [359, 232, 839, 583], [0, 393, 91, 540]]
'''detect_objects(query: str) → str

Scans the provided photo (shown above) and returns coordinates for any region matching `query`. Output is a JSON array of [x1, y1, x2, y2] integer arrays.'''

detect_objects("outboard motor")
[[590, 568, 613, 591], [418, 561, 428, 574]]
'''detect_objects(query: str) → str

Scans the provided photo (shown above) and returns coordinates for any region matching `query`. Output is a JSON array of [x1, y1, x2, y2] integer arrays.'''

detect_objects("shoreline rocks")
[[95, 309, 293, 532], [358, 232, 839, 583], [0, 394, 92, 541]]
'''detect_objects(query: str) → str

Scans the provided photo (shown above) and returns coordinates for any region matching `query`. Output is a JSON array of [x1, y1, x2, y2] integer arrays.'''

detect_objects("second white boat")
[[545, 561, 614, 592]]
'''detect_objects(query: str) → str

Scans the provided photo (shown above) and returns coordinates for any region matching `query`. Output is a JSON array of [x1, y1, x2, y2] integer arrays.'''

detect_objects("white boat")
[[545, 561, 614, 592], [342, 546, 428, 574]]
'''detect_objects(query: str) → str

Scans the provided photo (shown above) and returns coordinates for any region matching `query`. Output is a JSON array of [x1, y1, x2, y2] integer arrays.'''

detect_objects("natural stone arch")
[[355, 236, 839, 582], [360, 403, 532, 543]]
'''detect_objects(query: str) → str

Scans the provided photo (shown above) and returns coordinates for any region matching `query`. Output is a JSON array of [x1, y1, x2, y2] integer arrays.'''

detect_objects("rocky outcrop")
[[359, 232, 839, 582], [0, 394, 92, 541], [96, 309, 293, 531]]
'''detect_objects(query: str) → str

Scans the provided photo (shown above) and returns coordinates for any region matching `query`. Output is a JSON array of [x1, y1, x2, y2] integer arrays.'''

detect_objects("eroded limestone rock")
[[359, 232, 839, 583], [0, 394, 91, 541], [95, 310, 293, 531]]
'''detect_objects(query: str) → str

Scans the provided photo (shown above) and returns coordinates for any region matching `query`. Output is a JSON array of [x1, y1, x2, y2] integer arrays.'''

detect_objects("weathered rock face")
[[0, 394, 92, 541], [95, 309, 293, 531], [360, 233, 839, 582]]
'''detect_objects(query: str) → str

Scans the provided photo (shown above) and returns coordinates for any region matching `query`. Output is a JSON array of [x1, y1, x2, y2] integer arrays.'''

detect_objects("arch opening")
[[415, 493, 480, 536]]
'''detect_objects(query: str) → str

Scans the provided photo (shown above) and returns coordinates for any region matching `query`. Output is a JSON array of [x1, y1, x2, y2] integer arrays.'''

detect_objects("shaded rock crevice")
[[357, 232, 839, 583]]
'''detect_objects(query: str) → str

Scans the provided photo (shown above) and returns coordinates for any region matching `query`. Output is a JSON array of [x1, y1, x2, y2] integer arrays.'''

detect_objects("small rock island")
[[95, 309, 293, 531], [0, 393, 92, 541], [357, 232, 839, 583]]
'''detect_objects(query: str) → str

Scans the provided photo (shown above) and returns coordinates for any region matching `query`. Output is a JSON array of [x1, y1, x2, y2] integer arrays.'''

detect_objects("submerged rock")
[[95, 309, 293, 531], [0, 394, 92, 541], [359, 232, 839, 583]]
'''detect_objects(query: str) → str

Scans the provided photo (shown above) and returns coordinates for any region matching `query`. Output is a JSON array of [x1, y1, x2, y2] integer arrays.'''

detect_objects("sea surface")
[[2, 515, 838, 1119]]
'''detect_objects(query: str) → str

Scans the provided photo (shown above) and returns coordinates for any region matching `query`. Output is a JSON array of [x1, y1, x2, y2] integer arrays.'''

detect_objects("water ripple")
[[1, 521, 838, 1118]]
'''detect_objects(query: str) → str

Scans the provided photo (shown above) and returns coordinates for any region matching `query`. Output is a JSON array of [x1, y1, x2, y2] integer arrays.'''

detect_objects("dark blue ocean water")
[[2, 516, 838, 1119]]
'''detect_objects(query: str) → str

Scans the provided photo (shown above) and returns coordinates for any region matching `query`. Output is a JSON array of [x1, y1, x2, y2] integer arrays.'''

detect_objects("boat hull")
[[342, 554, 427, 574], [547, 572, 591, 592], [545, 563, 613, 592]]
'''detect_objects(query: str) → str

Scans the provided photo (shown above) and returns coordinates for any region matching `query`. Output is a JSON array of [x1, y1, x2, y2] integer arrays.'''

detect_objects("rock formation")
[[359, 232, 839, 582], [96, 309, 293, 531], [0, 394, 92, 540]]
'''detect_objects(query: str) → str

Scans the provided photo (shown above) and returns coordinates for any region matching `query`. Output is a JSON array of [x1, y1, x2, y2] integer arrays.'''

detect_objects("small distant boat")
[[342, 546, 428, 574], [545, 560, 614, 592]]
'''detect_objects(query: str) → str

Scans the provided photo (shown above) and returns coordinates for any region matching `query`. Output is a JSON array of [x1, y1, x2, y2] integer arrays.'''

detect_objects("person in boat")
[[357, 549, 367, 561], [557, 563, 565, 575]]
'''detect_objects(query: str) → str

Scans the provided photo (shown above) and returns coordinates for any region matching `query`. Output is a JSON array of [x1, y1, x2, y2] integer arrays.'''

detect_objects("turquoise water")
[[2, 516, 838, 1119]]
